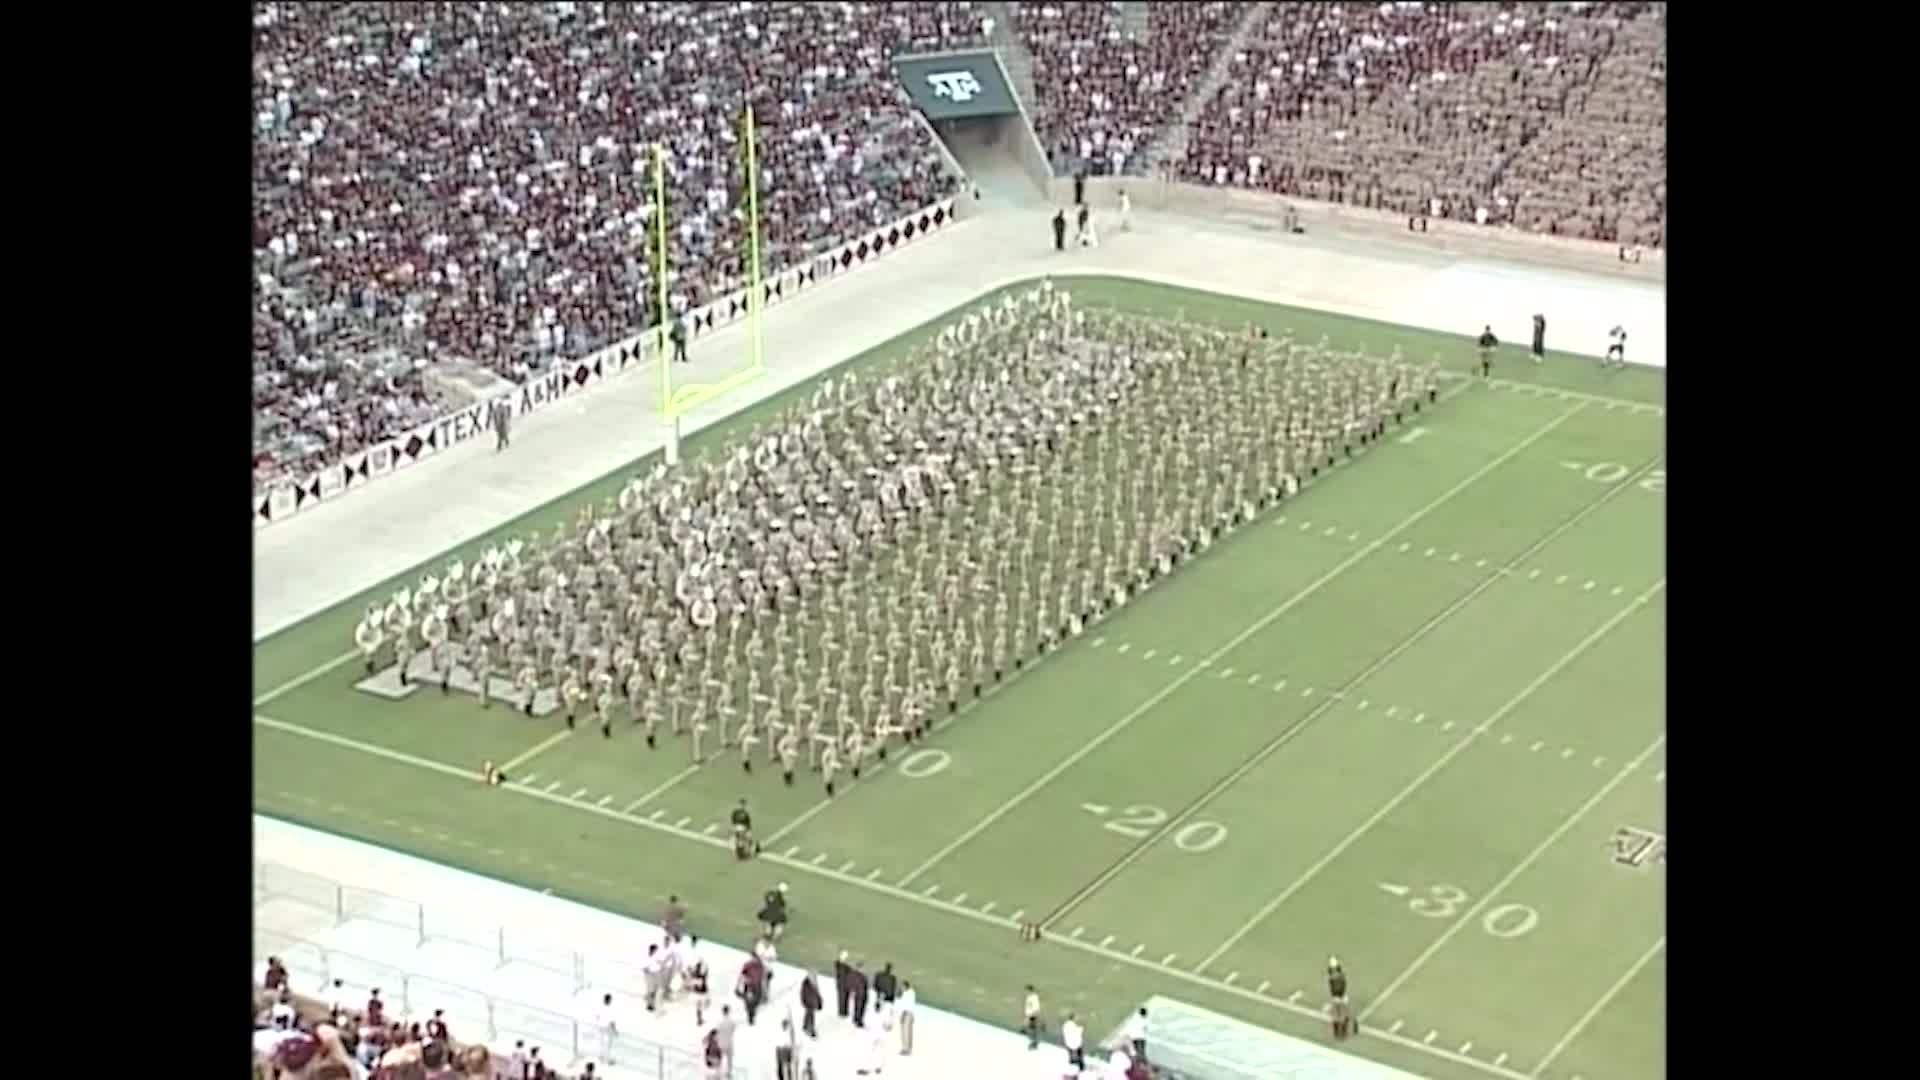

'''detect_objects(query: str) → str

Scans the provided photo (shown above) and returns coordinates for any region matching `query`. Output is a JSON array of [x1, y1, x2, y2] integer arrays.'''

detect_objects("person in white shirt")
[[1106, 1047, 1131, 1079], [1124, 1006, 1148, 1060], [897, 981, 917, 1055], [1117, 189, 1132, 232], [593, 992, 618, 1064], [1605, 325, 1627, 368], [1061, 1012, 1085, 1070], [1024, 986, 1042, 1049]]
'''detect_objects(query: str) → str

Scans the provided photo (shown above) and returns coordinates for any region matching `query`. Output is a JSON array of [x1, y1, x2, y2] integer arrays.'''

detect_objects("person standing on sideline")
[[1075, 203, 1091, 247], [896, 981, 916, 1056], [1124, 1006, 1149, 1062], [1023, 985, 1042, 1050], [873, 963, 898, 1006], [1117, 188, 1133, 232], [849, 963, 871, 1028], [799, 970, 823, 1038], [1051, 209, 1066, 252], [1476, 325, 1499, 377], [592, 992, 618, 1065], [491, 398, 512, 451], [1531, 314, 1547, 363], [1073, 168, 1087, 205], [1061, 1012, 1084, 1071], [713, 1005, 738, 1075], [671, 313, 690, 364], [834, 951, 854, 1019]]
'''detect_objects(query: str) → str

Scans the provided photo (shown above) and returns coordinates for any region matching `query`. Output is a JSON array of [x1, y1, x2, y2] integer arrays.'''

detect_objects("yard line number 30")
[[1576, 463, 1665, 494], [1407, 884, 1540, 939]]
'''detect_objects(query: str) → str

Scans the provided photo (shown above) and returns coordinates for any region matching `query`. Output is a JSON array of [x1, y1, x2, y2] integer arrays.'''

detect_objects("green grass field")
[[254, 277, 1666, 1080]]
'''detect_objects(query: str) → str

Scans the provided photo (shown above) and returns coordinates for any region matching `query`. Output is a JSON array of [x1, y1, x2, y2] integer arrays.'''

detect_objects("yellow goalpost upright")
[[654, 105, 768, 442]]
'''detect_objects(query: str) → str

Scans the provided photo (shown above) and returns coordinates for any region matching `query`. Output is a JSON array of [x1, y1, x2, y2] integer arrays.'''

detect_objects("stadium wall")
[[253, 197, 958, 531], [1055, 176, 1664, 284]]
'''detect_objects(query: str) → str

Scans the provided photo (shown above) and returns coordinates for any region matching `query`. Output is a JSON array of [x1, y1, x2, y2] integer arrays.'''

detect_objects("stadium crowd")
[[252, 1, 985, 492], [1011, 1, 1248, 177], [1177, 1, 1665, 247]]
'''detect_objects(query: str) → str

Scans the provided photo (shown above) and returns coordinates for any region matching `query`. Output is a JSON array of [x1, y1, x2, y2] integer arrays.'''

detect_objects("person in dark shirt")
[[799, 971, 823, 1037], [1477, 325, 1499, 377], [759, 882, 789, 940], [833, 951, 853, 1018], [848, 964, 870, 1028], [1531, 314, 1547, 363], [872, 963, 898, 1005], [730, 799, 757, 860], [1051, 209, 1066, 252], [1328, 957, 1354, 1039]]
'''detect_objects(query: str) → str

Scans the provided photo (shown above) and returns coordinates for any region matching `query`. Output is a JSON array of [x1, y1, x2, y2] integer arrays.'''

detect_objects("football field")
[[253, 277, 1666, 1080]]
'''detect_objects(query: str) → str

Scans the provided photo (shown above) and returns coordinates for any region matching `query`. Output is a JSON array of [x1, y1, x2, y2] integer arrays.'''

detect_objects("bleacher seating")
[[250, 1, 987, 492], [1010, 1, 1249, 176], [1178, 2, 1665, 246]]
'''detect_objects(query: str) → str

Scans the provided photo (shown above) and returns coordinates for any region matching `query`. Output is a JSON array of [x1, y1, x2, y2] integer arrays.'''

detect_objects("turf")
[[254, 276, 1666, 1080]]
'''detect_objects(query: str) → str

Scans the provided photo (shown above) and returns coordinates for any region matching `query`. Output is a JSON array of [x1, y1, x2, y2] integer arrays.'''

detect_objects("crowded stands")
[[1178, 2, 1666, 246], [1010, 2, 1249, 177], [251, 1, 984, 492]]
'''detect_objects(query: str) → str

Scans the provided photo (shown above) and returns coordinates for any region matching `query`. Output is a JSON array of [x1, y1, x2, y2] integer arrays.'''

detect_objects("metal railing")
[[254, 863, 763, 1079]]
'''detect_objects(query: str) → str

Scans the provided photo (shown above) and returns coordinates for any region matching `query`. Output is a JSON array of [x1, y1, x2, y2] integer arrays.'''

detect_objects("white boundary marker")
[[894, 402, 1589, 888], [1362, 732, 1668, 1021], [499, 730, 573, 776], [1196, 577, 1666, 971]]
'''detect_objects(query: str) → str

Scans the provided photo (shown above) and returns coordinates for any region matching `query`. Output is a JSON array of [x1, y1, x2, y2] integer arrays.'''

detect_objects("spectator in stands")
[[263, 955, 290, 991]]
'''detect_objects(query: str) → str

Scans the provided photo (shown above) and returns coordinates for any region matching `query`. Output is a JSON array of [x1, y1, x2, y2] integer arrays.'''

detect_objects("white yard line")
[[1196, 578, 1666, 972], [1045, 458, 1660, 928], [254, 709, 1527, 1080], [254, 651, 361, 708], [1360, 732, 1669, 1021], [894, 401, 1588, 889], [1435, 371, 1663, 414], [620, 764, 703, 816], [499, 731, 573, 775], [1530, 936, 1666, 1078]]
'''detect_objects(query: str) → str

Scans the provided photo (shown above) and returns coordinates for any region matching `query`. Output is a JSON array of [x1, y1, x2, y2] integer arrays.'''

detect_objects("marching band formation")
[[352, 283, 1440, 794]]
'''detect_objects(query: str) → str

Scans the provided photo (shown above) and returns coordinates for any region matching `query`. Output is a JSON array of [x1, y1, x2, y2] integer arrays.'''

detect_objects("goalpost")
[[654, 105, 768, 464]]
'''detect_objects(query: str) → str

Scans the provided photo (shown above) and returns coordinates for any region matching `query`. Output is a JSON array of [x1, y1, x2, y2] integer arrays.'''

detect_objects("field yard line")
[[622, 763, 704, 815], [253, 710, 1526, 1080], [1195, 578, 1667, 972], [1530, 935, 1666, 1078], [894, 400, 1588, 889], [1360, 732, 1668, 1021], [1044, 458, 1661, 929], [254, 651, 362, 708], [1434, 371, 1663, 414], [500, 731, 573, 775]]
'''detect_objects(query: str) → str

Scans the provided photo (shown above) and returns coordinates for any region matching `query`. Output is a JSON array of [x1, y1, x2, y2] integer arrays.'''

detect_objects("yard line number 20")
[[1406, 884, 1540, 939], [1104, 805, 1230, 854]]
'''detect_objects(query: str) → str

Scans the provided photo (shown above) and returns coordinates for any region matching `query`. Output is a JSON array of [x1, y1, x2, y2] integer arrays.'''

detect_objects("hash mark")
[[1301, 687, 1314, 698], [1324, 526, 1339, 537], [544, 781, 562, 793], [1301, 521, 1314, 532], [1116, 643, 1130, 654], [784, 845, 801, 858], [1412, 712, 1426, 724], [867, 868, 883, 881], [1274, 679, 1287, 691], [842, 861, 858, 874], [922, 884, 940, 897], [1460, 1041, 1474, 1054], [1225, 972, 1239, 984], [1530, 741, 1545, 752], [981, 901, 995, 914], [1357, 699, 1369, 710], [1398, 541, 1411, 552], [1555, 575, 1569, 586], [1441, 720, 1455, 732], [1475, 558, 1488, 568], [1071, 927, 1085, 939], [1257, 980, 1272, 994], [520, 774, 541, 786], [1561, 748, 1575, 759], [1655, 770, 1666, 783], [952, 891, 968, 905], [1247, 673, 1263, 686], [1130, 944, 1145, 957], [1347, 532, 1361, 542], [1494, 1054, 1509, 1067], [570, 788, 589, 800], [1611, 585, 1625, 596], [1449, 552, 1462, 563], [1500, 733, 1514, 744], [1169, 655, 1183, 665], [1389, 1020, 1404, 1035], [1219, 667, 1236, 679], [1101, 935, 1115, 948], [1594, 757, 1606, 768], [1092, 637, 1106, 647], [1274, 516, 1287, 526], [1386, 706, 1399, 717], [1528, 569, 1542, 580], [650, 809, 666, 821], [701, 822, 718, 834], [1287, 990, 1302, 1003], [1143, 649, 1156, 661], [1011, 909, 1025, 922], [1583, 580, 1596, 591], [1162, 953, 1178, 966], [675, 816, 692, 828], [1424, 547, 1436, 557], [1424, 1030, 1437, 1045]]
